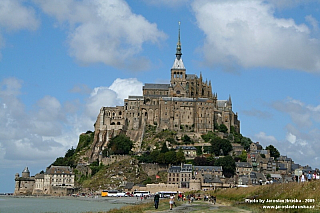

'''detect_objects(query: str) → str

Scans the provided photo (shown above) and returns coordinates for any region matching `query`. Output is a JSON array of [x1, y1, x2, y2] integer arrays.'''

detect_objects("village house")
[[175, 145, 197, 159], [15, 165, 75, 196], [235, 162, 252, 176]]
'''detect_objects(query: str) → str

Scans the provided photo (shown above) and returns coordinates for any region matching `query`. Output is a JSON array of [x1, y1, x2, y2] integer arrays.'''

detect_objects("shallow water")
[[0, 196, 127, 213]]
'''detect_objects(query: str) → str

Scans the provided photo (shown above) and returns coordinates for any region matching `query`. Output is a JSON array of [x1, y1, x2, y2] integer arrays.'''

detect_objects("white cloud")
[[109, 78, 143, 101], [272, 97, 319, 128], [86, 78, 143, 120], [0, 0, 39, 31], [286, 132, 297, 144], [35, 0, 167, 70], [0, 77, 143, 170], [0, 0, 40, 59], [252, 97, 320, 168], [192, 0, 320, 72], [253, 130, 320, 169], [241, 109, 272, 119], [254, 132, 278, 145], [266, 0, 314, 9], [142, 0, 191, 7]]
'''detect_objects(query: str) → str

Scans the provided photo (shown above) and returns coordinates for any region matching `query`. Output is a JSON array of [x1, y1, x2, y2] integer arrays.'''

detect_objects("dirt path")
[[144, 200, 252, 213]]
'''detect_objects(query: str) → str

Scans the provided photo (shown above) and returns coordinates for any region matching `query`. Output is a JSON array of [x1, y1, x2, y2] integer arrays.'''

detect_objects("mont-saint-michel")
[[14, 25, 317, 197]]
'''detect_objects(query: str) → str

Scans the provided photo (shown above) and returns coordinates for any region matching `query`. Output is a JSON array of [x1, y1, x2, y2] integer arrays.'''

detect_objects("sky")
[[1, 0, 320, 193]]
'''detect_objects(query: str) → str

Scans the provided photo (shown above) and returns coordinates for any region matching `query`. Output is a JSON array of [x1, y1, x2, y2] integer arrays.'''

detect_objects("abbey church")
[[90, 25, 240, 161]]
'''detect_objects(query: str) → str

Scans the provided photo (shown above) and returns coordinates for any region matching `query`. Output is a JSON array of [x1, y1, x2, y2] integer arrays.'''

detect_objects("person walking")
[[169, 194, 174, 210], [154, 192, 160, 209], [307, 171, 312, 181]]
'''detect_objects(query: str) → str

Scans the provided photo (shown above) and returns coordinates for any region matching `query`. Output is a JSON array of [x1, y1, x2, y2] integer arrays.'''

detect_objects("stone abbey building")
[[90, 26, 240, 161]]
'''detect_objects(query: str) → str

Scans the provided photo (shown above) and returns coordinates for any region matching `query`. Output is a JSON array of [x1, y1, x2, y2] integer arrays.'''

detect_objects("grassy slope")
[[104, 181, 320, 213], [81, 157, 150, 190], [211, 180, 320, 212]]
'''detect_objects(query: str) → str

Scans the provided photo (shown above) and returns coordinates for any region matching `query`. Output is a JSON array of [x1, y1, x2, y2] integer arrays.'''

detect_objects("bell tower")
[[170, 22, 186, 97]]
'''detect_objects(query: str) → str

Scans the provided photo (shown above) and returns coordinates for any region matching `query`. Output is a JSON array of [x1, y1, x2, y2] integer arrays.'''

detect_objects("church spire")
[[171, 22, 185, 70], [176, 21, 182, 60]]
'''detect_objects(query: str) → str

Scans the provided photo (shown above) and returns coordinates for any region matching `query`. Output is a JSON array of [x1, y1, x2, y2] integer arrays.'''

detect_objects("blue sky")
[[1, 0, 320, 193]]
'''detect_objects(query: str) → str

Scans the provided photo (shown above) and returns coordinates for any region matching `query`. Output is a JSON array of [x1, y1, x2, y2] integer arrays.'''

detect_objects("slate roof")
[[128, 96, 144, 100], [217, 100, 228, 108], [236, 162, 252, 168], [277, 156, 292, 161], [168, 166, 181, 173], [172, 58, 185, 69], [186, 74, 197, 80], [46, 165, 73, 175], [194, 166, 223, 172], [181, 164, 192, 172], [22, 166, 30, 173], [143, 84, 170, 90], [162, 97, 209, 102]]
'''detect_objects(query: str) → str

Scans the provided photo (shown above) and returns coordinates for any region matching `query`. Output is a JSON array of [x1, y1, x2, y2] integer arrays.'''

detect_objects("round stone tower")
[[22, 166, 30, 178]]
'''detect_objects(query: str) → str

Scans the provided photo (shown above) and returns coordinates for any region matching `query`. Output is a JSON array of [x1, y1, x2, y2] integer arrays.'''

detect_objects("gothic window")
[[176, 90, 180, 94], [117, 122, 120, 125]]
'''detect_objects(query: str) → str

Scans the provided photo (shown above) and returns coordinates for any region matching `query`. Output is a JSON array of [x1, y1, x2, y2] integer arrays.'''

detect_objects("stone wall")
[[101, 155, 131, 166], [14, 178, 35, 195], [140, 163, 168, 176]]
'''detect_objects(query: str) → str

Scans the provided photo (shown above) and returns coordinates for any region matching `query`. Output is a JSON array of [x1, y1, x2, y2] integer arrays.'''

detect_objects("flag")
[[156, 175, 160, 179]]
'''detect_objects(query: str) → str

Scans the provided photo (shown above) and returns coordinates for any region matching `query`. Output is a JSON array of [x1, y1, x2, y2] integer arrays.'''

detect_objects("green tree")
[[107, 134, 133, 155], [182, 135, 193, 144], [160, 142, 169, 153], [206, 155, 215, 165], [239, 150, 247, 162], [210, 138, 232, 156], [156, 153, 166, 164], [176, 149, 186, 164], [201, 131, 216, 142], [52, 157, 67, 166], [65, 147, 75, 158], [90, 160, 103, 176], [76, 132, 94, 152], [165, 151, 177, 164], [195, 146, 203, 156], [166, 137, 176, 145], [240, 137, 252, 150], [193, 156, 207, 166], [266, 145, 280, 159], [230, 126, 242, 143], [150, 150, 160, 163], [214, 155, 236, 178], [218, 124, 228, 133], [143, 177, 152, 185]]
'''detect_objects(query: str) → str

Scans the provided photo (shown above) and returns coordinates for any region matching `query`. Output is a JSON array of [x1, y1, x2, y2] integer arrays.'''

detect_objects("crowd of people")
[[300, 171, 320, 182], [153, 192, 217, 210]]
